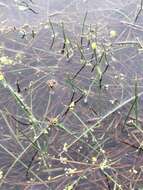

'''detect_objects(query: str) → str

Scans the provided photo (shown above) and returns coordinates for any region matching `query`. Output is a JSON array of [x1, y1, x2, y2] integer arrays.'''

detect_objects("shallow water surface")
[[0, 0, 143, 190]]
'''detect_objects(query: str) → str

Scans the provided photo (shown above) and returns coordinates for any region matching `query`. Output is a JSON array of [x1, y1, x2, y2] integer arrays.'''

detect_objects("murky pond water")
[[0, 0, 143, 190]]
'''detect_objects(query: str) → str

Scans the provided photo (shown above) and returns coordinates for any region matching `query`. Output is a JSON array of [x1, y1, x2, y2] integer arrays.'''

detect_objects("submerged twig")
[[81, 11, 88, 46], [65, 76, 84, 94], [49, 19, 55, 49], [2, 111, 40, 151], [61, 22, 70, 58], [62, 91, 84, 117], [16, 80, 21, 93], [87, 25, 91, 48], [21, 1, 38, 14], [101, 170, 112, 190], [62, 91, 75, 117], [72, 43, 87, 80], [11, 115, 32, 126], [28, 0, 34, 3], [120, 140, 143, 152], [26, 150, 39, 180], [99, 64, 109, 89], [63, 90, 143, 150], [91, 46, 98, 72], [31, 30, 36, 38], [72, 64, 86, 80], [134, 0, 143, 23], [112, 41, 142, 48], [99, 46, 109, 89], [123, 77, 138, 131]]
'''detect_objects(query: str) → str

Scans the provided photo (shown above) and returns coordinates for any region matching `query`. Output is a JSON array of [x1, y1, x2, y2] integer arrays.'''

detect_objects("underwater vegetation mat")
[[0, 0, 143, 189]]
